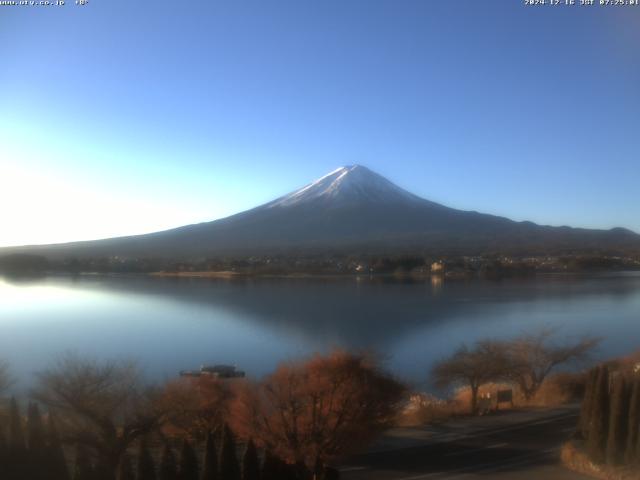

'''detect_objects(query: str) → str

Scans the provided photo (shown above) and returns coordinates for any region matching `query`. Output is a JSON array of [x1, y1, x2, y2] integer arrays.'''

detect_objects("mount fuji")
[[4, 165, 639, 258]]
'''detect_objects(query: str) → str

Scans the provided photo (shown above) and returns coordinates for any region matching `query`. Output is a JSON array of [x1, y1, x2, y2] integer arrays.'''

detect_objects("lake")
[[1, 272, 639, 392]]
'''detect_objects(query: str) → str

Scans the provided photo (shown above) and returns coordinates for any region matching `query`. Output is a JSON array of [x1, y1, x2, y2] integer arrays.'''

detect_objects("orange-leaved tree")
[[230, 350, 406, 471], [159, 375, 234, 441]]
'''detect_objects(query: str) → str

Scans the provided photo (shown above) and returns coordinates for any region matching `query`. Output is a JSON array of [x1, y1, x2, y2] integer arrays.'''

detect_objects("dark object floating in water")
[[180, 364, 246, 379]]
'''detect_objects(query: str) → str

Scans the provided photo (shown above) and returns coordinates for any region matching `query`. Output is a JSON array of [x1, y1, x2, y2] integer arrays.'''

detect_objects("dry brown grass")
[[526, 372, 586, 407], [561, 441, 640, 480], [399, 372, 588, 427], [397, 394, 465, 427], [606, 350, 640, 375], [453, 373, 587, 409]]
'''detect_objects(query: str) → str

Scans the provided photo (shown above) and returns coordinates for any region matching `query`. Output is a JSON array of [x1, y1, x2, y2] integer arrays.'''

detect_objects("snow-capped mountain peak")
[[5, 165, 639, 258], [266, 165, 421, 208]]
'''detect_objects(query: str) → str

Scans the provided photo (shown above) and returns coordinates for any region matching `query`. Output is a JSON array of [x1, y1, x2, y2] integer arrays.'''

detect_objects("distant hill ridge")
[[3, 165, 639, 258]]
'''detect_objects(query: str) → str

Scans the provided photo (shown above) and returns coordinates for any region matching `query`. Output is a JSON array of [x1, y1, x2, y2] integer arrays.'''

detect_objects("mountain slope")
[[3, 165, 639, 258]]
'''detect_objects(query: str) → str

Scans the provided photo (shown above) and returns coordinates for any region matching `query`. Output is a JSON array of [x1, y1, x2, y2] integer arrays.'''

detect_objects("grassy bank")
[[561, 441, 640, 480]]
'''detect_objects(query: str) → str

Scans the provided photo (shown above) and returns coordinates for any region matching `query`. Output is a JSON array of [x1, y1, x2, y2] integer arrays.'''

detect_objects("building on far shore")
[[430, 261, 445, 274]]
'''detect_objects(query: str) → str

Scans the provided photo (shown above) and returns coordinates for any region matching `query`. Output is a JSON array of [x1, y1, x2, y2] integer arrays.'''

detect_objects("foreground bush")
[[231, 350, 406, 471], [397, 393, 461, 426], [432, 331, 598, 414]]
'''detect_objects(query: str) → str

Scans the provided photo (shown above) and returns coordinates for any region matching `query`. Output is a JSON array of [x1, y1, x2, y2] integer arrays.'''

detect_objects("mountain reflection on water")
[[1, 272, 639, 392]]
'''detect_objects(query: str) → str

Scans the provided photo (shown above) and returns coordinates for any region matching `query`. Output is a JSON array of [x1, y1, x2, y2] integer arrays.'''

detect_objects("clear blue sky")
[[1, 0, 639, 246]]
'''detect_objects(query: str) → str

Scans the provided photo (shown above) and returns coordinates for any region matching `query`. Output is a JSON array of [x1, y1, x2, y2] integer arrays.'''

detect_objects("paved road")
[[339, 406, 592, 480]]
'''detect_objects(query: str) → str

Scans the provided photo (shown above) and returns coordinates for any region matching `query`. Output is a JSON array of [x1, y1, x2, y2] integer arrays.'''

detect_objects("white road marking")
[[339, 466, 369, 472]]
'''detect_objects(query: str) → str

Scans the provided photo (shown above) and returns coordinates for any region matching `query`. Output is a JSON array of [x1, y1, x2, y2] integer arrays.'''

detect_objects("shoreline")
[[2, 269, 639, 283], [147, 269, 640, 280]]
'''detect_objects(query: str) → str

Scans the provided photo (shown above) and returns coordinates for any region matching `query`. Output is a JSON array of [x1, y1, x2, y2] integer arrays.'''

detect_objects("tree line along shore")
[[1, 252, 639, 278]]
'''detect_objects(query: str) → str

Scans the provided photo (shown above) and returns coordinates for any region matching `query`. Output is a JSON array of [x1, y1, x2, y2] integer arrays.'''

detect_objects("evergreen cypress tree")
[[73, 445, 94, 480], [8, 397, 27, 480], [241, 439, 260, 480], [47, 413, 71, 480], [137, 438, 157, 480], [27, 402, 47, 479], [0, 427, 8, 479], [275, 457, 295, 480], [117, 454, 136, 480], [587, 365, 610, 463], [201, 431, 219, 480], [27, 402, 46, 452], [219, 425, 240, 480], [579, 367, 598, 439], [625, 378, 640, 465], [606, 376, 629, 465], [636, 417, 640, 465], [312, 457, 324, 480], [260, 450, 278, 480], [294, 460, 310, 480], [322, 467, 340, 480], [95, 459, 118, 480], [159, 443, 179, 480], [9, 397, 26, 453], [179, 439, 199, 480]]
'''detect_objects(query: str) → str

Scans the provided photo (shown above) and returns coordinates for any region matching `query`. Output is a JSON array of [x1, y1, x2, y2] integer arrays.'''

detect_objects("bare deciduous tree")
[[230, 350, 406, 470], [32, 354, 165, 480], [503, 329, 599, 400], [432, 340, 509, 413]]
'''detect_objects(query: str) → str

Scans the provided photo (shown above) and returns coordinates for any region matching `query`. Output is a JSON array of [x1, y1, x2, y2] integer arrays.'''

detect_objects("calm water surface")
[[1, 273, 639, 391]]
